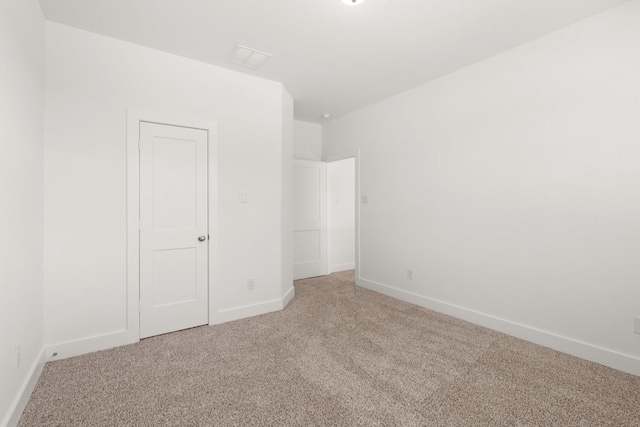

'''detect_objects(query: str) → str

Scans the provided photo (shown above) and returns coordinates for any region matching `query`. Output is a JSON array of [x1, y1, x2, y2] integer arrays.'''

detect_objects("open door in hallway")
[[293, 159, 327, 279]]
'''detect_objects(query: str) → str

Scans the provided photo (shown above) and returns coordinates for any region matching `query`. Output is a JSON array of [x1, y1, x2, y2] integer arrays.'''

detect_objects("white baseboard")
[[2, 348, 45, 427], [212, 291, 294, 325], [282, 286, 295, 308], [329, 262, 355, 273], [44, 329, 138, 362], [42, 289, 297, 362], [357, 277, 640, 377]]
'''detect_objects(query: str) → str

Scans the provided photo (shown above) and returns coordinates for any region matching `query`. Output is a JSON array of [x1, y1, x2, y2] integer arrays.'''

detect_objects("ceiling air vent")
[[227, 45, 272, 70]]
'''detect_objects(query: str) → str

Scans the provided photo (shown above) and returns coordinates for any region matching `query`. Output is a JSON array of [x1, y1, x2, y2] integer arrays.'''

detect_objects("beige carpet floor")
[[19, 270, 640, 426]]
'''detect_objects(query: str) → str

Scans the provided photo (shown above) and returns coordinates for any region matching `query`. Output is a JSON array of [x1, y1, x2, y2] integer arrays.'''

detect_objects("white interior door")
[[294, 159, 327, 280], [139, 122, 208, 338]]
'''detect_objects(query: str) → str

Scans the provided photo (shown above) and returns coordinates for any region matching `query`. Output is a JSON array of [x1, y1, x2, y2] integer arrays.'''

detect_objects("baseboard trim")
[[357, 277, 640, 377], [329, 262, 355, 273], [42, 290, 297, 362], [212, 292, 293, 325], [44, 329, 138, 362], [2, 348, 45, 427], [282, 286, 295, 308]]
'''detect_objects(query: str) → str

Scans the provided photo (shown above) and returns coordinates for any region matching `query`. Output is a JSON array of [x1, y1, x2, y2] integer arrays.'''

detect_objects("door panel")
[[293, 231, 321, 263], [293, 160, 327, 279], [139, 122, 208, 338], [151, 137, 198, 230], [152, 248, 197, 307]]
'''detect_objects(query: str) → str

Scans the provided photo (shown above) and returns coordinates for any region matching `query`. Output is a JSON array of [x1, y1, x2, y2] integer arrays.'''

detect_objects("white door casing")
[[139, 122, 209, 338], [293, 159, 327, 280]]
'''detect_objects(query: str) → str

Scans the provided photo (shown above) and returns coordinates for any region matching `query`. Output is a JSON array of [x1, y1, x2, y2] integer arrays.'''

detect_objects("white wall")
[[44, 23, 292, 356], [281, 88, 295, 301], [323, 0, 640, 375], [0, 0, 45, 424], [294, 120, 322, 161], [327, 158, 355, 273]]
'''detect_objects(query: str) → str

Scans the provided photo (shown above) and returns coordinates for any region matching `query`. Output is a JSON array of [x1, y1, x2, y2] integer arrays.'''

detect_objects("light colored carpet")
[[19, 270, 640, 426]]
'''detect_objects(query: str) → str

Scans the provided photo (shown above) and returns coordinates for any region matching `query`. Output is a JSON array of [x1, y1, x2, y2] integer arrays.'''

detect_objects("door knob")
[[198, 235, 206, 242]]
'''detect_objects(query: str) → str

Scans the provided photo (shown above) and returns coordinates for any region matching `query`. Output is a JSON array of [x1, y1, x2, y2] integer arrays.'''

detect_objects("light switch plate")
[[635, 316, 640, 334]]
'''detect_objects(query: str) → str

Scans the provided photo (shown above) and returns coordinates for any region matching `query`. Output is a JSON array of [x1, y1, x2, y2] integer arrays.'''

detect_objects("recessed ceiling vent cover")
[[227, 45, 272, 70]]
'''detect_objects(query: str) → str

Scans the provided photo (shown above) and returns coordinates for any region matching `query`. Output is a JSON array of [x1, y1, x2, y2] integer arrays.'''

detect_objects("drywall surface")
[[294, 120, 322, 161], [0, 0, 45, 424], [44, 23, 289, 351], [281, 88, 295, 300], [327, 158, 355, 273], [324, 1, 640, 373]]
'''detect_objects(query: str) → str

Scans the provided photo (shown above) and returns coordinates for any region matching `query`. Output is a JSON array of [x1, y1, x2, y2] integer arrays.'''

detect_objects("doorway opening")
[[327, 157, 356, 274], [325, 150, 360, 282]]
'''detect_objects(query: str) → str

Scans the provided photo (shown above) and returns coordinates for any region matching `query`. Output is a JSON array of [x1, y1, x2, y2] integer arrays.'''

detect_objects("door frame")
[[324, 149, 361, 283], [126, 109, 219, 340]]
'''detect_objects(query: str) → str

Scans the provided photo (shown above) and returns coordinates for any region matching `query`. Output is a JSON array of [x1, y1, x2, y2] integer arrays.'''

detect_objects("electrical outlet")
[[407, 269, 413, 280], [247, 278, 255, 290], [635, 316, 640, 334], [15, 344, 21, 368]]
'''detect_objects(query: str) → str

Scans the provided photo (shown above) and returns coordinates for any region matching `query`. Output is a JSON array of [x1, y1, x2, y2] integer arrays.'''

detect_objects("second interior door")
[[139, 122, 209, 338], [294, 159, 327, 280]]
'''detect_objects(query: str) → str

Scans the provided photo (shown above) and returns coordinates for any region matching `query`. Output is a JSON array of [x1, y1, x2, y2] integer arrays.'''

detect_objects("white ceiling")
[[39, 0, 628, 123]]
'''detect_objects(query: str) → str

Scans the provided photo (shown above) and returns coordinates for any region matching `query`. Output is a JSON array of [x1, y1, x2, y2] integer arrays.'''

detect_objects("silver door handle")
[[198, 235, 206, 242]]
